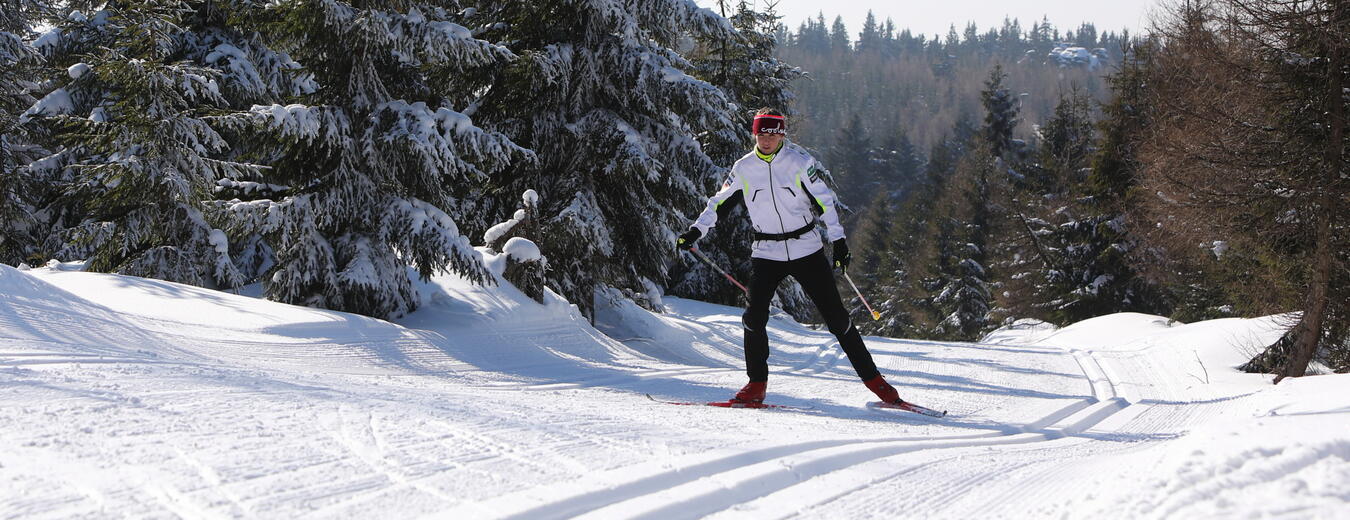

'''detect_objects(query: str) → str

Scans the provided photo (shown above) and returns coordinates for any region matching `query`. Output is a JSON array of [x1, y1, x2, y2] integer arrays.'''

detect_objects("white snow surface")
[[2, 262, 1347, 519], [67, 62, 90, 80], [19, 87, 73, 123], [502, 237, 541, 263]]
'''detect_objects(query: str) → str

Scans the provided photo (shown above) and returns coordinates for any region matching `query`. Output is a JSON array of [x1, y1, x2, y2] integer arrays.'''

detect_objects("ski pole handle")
[[843, 272, 881, 321], [688, 247, 749, 295]]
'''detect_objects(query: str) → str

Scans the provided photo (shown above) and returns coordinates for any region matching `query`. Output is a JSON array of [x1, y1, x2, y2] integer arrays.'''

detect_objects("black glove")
[[677, 228, 702, 251], [832, 239, 851, 271]]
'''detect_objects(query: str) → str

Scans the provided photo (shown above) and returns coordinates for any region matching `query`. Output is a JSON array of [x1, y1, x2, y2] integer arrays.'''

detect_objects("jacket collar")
[[754, 141, 785, 163]]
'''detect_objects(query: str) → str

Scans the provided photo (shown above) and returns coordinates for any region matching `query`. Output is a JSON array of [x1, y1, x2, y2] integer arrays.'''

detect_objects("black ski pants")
[[741, 248, 881, 383]]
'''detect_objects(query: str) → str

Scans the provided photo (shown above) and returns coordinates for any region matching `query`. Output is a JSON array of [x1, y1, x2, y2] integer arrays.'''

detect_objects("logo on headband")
[[752, 114, 786, 135]]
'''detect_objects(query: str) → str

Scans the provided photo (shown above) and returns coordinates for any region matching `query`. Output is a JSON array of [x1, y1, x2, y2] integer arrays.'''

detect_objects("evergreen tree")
[[867, 129, 963, 338], [672, 1, 806, 317], [1071, 42, 1167, 320], [212, 1, 524, 319], [857, 11, 881, 53], [826, 113, 874, 211], [876, 129, 923, 200], [797, 13, 829, 54], [467, 1, 740, 319], [944, 24, 960, 53], [0, 0, 48, 265], [829, 16, 849, 53], [981, 64, 1018, 158], [1036, 87, 1094, 190], [844, 190, 893, 323], [23, 1, 274, 288], [991, 87, 1098, 325], [691, 1, 800, 162], [928, 144, 995, 339]]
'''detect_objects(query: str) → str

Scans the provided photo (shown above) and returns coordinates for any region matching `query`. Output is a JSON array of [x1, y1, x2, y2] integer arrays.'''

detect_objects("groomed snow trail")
[[1, 265, 1346, 519]]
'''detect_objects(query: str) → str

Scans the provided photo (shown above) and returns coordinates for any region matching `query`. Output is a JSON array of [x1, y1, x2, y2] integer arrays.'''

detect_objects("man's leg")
[[743, 257, 788, 383], [792, 250, 881, 381]]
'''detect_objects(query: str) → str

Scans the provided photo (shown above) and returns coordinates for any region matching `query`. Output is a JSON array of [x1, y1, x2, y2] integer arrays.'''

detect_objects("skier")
[[677, 108, 906, 407]]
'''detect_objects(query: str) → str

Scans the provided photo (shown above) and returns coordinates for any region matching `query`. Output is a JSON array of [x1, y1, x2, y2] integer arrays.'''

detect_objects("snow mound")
[[1069, 375, 1350, 518], [982, 317, 1058, 345]]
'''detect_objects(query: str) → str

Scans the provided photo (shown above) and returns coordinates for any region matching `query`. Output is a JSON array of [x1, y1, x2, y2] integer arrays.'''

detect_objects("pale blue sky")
[[695, 1, 1163, 40]]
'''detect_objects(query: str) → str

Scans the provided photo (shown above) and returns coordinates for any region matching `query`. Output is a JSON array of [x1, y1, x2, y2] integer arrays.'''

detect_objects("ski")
[[867, 400, 948, 418], [645, 393, 811, 411]]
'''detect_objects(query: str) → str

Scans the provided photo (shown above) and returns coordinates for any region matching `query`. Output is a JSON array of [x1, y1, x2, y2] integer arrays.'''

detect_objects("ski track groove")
[[781, 346, 1242, 519], [492, 332, 859, 393], [782, 341, 844, 377], [495, 366, 733, 391], [172, 446, 254, 518], [718, 347, 1147, 520], [295, 405, 464, 518], [447, 345, 1142, 520]]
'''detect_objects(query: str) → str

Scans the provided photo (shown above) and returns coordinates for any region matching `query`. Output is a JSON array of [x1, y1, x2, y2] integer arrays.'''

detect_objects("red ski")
[[646, 393, 812, 411], [867, 400, 947, 418]]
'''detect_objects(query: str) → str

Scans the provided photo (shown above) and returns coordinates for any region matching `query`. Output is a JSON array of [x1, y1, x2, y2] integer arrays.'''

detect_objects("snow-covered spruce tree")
[[1063, 44, 1168, 322], [214, 1, 528, 319], [464, 1, 741, 319], [670, 0, 808, 318], [910, 72, 1013, 339], [877, 129, 924, 201], [849, 128, 925, 332], [22, 1, 274, 287], [982, 64, 1018, 159], [868, 134, 963, 338], [992, 88, 1099, 325], [845, 190, 894, 323], [826, 113, 875, 211], [1034, 88, 1094, 192], [0, 0, 49, 265], [928, 143, 995, 340]]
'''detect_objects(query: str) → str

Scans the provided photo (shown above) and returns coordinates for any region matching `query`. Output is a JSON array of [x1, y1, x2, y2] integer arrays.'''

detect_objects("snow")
[[215, 178, 290, 195], [32, 27, 60, 50], [208, 229, 230, 254], [1211, 240, 1229, 258], [502, 237, 541, 262], [253, 103, 322, 134], [18, 87, 73, 123], [483, 219, 517, 245], [2, 264, 1347, 518], [67, 62, 90, 79], [1048, 44, 1107, 70]]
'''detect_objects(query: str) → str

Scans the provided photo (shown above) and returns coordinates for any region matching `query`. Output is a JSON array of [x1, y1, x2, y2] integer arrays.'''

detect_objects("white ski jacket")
[[692, 141, 845, 262]]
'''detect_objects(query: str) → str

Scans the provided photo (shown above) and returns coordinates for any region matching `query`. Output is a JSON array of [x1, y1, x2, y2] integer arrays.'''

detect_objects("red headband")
[[752, 114, 786, 135]]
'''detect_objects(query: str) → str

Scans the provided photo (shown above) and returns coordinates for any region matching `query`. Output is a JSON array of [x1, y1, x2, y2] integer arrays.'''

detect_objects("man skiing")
[[677, 108, 906, 407]]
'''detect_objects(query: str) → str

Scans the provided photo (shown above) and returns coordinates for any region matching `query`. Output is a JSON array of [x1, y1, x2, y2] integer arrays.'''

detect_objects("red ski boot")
[[732, 381, 766, 404], [863, 375, 901, 404]]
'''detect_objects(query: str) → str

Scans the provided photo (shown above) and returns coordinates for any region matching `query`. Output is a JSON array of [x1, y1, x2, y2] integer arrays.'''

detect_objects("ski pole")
[[842, 272, 881, 321], [688, 247, 749, 295]]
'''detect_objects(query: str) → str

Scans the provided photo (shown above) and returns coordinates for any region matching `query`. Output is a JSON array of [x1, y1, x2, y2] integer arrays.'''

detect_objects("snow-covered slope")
[[2, 262, 1347, 519]]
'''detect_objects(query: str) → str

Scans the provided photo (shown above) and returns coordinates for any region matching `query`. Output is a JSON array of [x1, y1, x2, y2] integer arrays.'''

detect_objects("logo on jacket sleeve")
[[807, 164, 823, 183]]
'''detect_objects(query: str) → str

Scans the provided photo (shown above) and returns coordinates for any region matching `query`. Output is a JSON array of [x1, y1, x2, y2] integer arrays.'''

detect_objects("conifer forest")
[[1, 0, 1345, 380]]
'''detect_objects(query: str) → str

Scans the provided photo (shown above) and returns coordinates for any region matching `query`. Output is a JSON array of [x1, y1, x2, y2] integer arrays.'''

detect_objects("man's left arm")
[[799, 157, 845, 243]]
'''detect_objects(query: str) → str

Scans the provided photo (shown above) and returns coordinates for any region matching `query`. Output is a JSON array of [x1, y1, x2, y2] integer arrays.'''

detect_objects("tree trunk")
[[1276, 210, 1333, 383], [1274, 5, 1343, 383]]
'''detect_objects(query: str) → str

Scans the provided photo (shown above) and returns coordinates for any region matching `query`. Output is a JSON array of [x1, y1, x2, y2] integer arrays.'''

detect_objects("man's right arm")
[[691, 171, 744, 235]]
